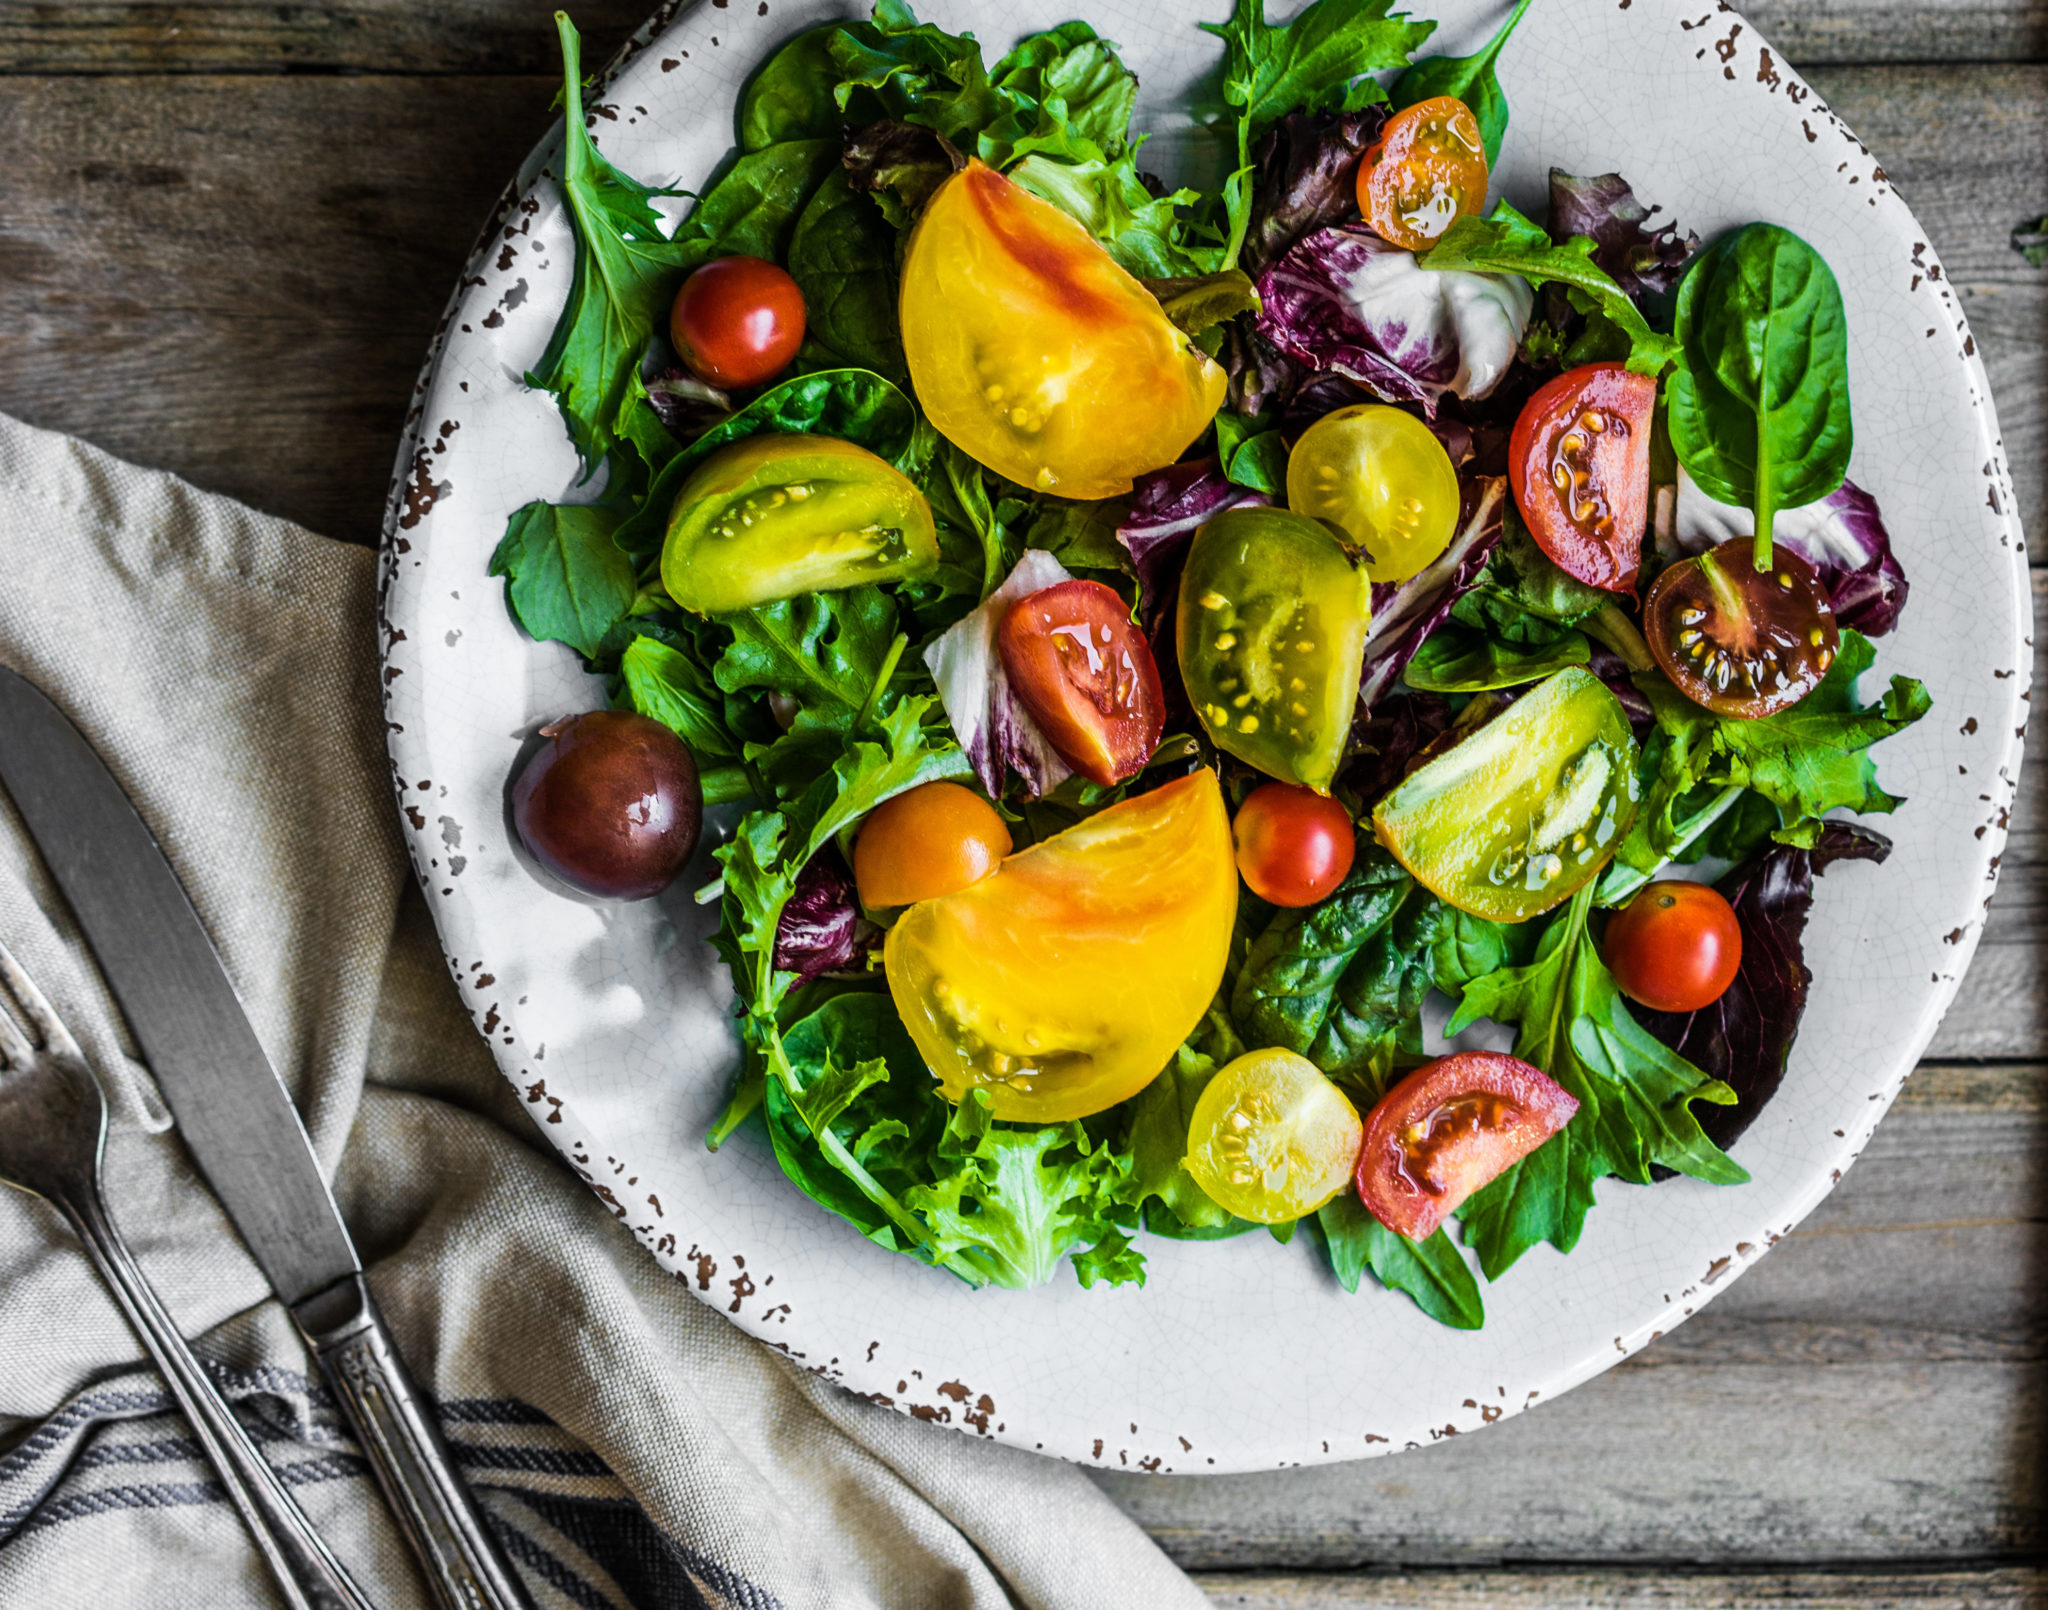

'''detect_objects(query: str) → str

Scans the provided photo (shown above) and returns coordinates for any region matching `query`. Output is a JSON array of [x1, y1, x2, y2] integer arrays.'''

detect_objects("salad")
[[488, 0, 1931, 1328]]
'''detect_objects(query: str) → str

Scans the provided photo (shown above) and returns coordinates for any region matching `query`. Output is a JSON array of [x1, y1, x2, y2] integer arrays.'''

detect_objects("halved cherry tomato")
[[1604, 880, 1744, 1013], [1355, 1051, 1579, 1240], [1185, 1048, 1364, 1224], [1645, 540, 1839, 718], [854, 781, 1011, 908], [997, 580, 1165, 787], [1234, 782, 1356, 908], [1356, 95, 1489, 251], [671, 255, 806, 389], [885, 770, 1237, 1122], [900, 161, 1226, 498], [1286, 404, 1462, 582], [1508, 363, 1657, 593]]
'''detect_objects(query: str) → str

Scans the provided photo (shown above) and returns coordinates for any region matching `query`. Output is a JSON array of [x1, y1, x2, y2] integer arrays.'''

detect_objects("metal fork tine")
[[0, 941, 78, 1060]]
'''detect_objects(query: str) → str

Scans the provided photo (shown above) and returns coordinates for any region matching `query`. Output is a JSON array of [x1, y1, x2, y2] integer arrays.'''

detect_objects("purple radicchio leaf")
[[772, 851, 878, 988], [1587, 644, 1654, 732], [1220, 321, 1304, 419], [1343, 691, 1455, 807], [1358, 476, 1508, 710], [922, 549, 1076, 799], [1634, 823, 1892, 1156], [1547, 170, 1700, 306], [1254, 225, 1532, 421], [1243, 108, 1386, 277], [1670, 468, 1911, 637], [1114, 458, 1270, 623], [638, 340, 732, 445]]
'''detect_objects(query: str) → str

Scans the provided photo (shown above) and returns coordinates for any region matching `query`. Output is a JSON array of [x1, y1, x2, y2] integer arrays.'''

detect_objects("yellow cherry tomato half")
[[900, 160, 1227, 499], [1184, 1048, 1364, 1224], [884, 770, 1238, 1123], [1286, 404, 1462, 583], [853, 781, 1012, 909]]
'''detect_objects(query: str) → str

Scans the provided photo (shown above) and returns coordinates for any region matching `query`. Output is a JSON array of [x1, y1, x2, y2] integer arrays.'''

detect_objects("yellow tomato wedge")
[[883, 770, 1238, 1122], [900, 161, 1227, 499]]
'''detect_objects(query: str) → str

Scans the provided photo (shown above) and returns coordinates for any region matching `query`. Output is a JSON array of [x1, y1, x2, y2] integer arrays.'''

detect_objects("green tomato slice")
[[1177, 507, 1373, 793], [660, 435, 938, 615], [1372, 667, 1641, 922]]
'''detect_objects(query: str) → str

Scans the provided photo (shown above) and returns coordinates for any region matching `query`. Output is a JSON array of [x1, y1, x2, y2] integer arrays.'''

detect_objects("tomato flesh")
[[1356, 1051, 1579, 1240], [884, 770, 1238, 1122], [1286, 404, 1462, 583], [1645, 540, 1839, 718], [1177, 508, 1374, 794], [1233, 782, 1356, 908], [854, 781, 1012, 909], [1185, 1048, 1364, 1224], [671, 255, 806, 389], [1356, 95, 1490, 252], [660, 435, 938, 614], [1604, 880, 1744, 1013], [1508, 363, 1657, 593], [1373, 667, 1640, 922], [997, 580, 1165, 787], [900, 161, 1226, 498]]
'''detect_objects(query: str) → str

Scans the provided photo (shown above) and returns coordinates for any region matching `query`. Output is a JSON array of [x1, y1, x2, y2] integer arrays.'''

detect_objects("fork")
[[0, 941, 379, 1610]]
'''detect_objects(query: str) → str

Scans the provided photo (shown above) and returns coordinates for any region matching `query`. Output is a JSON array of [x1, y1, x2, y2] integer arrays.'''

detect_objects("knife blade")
[[0, 663, 533, 1610]]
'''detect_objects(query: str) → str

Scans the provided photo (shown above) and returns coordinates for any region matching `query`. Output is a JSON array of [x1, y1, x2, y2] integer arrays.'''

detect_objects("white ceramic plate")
[[379, 0, 2029, 1472]]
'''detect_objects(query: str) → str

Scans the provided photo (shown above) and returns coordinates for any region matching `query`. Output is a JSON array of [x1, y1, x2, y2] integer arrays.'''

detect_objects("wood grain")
[[1189, 1566, 2048, 1608], [0, 0, 2040, 75]]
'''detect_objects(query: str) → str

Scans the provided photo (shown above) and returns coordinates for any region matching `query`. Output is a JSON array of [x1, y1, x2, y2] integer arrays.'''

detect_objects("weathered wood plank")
[[0, 0, 2040, 76], [1190, 1566, 2048, 1609]]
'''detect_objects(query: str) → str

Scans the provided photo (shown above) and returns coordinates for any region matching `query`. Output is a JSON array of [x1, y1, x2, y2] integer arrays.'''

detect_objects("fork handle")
[[60, 1186, 380, 1610]]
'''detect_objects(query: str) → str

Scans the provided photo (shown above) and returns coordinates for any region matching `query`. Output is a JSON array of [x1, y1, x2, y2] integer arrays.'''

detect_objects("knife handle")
[[296, 1275, 535, 1610], [61, 1186, 379, 1610]]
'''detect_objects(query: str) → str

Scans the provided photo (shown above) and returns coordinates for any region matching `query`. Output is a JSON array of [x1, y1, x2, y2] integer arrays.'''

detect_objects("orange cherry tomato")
[[1233, 783, 1356, 908], [1356, 95, 1489, 252], [997, 580, 1165, 787], [1508, 363, 1658, 593], [1355, 1051, 1579, 1241], [900, 161, 1226, 498], [853, 781, 1011, 908], [1603, 880, 1744, 1013], [670, 255, 806, 388]]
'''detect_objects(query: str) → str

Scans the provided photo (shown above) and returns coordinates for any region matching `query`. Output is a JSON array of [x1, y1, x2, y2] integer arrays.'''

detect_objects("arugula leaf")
[[488, 500, 636, 658], [787, 171, 907, 379], [1667, 223, 1853, 570], [1315, 1194, 1484, 1328], [1422, 200, 1680, 376], [1389, 0, 1532, 165], [1404, 619, 1591, 692], [619, 633, 741, 759]]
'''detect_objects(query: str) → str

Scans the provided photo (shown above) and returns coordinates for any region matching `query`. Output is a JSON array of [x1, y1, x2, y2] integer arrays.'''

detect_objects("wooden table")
[[3, 2, 2042, 1603]]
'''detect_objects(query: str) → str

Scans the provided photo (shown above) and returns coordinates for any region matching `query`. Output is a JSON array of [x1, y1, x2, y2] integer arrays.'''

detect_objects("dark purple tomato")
[[511, 711, 701, 899]]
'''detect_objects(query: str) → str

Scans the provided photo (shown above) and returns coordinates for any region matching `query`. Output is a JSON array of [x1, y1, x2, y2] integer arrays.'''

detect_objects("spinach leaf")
[[1422, 200, 1680, 376], [488, 500, 636, 658], [1403, 619, 1591, 692], [1457, 507, 1611, 634], [619, 633, 741, 758], [1315, 1193, 1484, 1328], [1122, 1003, 1246, 1234], [738, 25, 844, 149], [1213, 407, 1290, 494], [669, 138, 841, 267], [1667, 223, 1853, 571], [1389, 0, 1532, 165], [1428, 906, 1510, 1001], [787, 171, 907, 379]]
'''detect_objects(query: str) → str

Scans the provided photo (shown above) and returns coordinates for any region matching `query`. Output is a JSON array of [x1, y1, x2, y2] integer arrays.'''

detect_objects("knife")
[[0, 665, 534, 1610]]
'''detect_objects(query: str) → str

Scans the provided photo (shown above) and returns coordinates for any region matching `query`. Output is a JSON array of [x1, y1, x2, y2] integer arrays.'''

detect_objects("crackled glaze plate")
[[378, 0, 2028, 1471]]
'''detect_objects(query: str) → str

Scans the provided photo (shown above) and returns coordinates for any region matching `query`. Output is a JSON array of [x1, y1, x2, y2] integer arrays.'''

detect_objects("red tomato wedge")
[[1356, 1051, 1579, 1240], [1356, 95, 1490, 252], [1508, 363, 1657, 593], [997, 580, 1165, 786]]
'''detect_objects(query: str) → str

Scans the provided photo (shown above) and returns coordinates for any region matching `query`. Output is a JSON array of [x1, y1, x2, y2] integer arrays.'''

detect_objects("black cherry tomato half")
[[671, 255, 806, 389], [1508, 363, 1657, 593], [1355, 1051, 1579, 1241], [997, 579, 1166, 787], [1356, 95, 1489, 252], [1603, 880, 1744, 1014], [1645, 539, 1839, 718], [1233, 782, 1356, 908]]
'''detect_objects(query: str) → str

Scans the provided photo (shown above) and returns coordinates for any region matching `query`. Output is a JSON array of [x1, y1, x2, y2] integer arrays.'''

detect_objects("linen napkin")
[[0, 411, 1214, 1610]]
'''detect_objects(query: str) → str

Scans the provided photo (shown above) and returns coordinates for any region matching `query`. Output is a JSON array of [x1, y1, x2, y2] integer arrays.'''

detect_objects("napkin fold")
[[0, 412, 1211, 1610]]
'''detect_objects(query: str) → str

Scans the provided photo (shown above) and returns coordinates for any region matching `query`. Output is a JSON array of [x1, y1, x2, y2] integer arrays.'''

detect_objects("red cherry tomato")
[[1355, 95, 1489, 252], [670, 255, 806, 388], [1508, 363, 1657, 593], [1355, 1051, 1580, 1241], [997, 580, 1166, 787], [1603, 880, 1744, 1013], [1233, 782, 1356, 907]]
